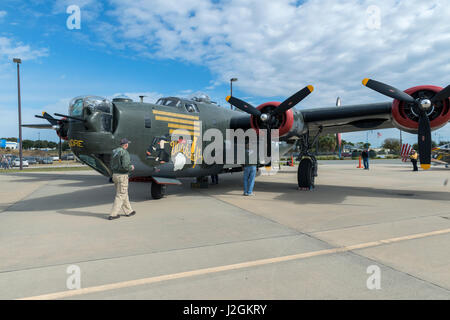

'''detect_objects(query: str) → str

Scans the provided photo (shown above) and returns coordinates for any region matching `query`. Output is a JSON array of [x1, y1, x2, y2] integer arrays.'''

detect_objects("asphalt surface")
[[0, 160, 449, 299]]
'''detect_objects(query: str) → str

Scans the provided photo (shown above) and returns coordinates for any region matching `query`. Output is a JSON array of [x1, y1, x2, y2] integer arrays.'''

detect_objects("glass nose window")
[[70, 99, 83, 116]]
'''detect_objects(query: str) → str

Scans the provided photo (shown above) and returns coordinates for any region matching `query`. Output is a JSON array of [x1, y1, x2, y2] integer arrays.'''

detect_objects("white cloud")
[[93, 0, 450, 109], [0, 37, 48, 61]]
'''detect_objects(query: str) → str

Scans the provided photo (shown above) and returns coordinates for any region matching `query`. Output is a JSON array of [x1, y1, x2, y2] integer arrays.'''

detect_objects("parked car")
[[61, 153, 75, 160], [41, 157, 53, 164], [35, 156, 44, 164], [12, 158, 29, 167], [24, 156, 37, 165], [52, 156, 60, 161]]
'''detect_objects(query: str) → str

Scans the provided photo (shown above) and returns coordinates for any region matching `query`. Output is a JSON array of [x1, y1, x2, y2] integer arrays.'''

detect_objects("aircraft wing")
[[300, 102, 393, 135], [21, 124, 54, 129], [431, 158, 448, 165]]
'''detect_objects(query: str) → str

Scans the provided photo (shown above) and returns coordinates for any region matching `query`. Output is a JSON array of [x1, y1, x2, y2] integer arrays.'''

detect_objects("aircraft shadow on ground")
[[4, 172, 449, 213], [196, 177, 450, 204], [4, 172, 109, 187]]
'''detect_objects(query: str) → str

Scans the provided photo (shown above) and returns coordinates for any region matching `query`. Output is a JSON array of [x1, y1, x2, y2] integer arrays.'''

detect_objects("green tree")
[[22, 140, 34, 150], [48, 141, 57, 149], [62, 141, 70, 151], [412, 141, 437, 151], [1, 137, 18, 142], [341, 139, 354, 146], [312, 134, 337, 153], [382, 138, 401, 154]]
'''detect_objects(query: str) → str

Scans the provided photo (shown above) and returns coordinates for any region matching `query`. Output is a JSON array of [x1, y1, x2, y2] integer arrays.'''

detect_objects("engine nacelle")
[[250, 102, 294, 137], [392, 85, 450, 134], [56, 117, 69, 140]]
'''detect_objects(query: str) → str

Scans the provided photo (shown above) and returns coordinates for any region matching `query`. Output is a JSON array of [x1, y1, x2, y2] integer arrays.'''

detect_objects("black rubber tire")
[[298, 158, 314, 188], [151, 183, 166, 199]]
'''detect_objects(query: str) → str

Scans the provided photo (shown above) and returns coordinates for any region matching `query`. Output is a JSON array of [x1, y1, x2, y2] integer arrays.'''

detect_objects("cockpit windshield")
[[69, 96, 112, 116], [155, 97, 181, 107]]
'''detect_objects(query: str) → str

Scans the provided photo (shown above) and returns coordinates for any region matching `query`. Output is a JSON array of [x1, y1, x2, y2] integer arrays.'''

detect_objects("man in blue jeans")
[[243, 142, 257, 196], [361, 149, 370, 170]]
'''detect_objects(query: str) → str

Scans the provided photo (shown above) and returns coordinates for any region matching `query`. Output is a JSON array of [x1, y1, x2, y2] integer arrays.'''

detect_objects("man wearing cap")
[[109, 138, 136, 220], [410, 150, 419, 171]]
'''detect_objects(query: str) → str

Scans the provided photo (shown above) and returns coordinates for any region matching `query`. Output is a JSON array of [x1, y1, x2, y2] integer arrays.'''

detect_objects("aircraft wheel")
[[297, 158, 314, 189], [151, 183, 166, 199]]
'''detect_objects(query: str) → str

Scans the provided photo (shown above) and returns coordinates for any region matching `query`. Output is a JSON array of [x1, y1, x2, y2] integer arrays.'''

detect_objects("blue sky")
[[1, 0, 449, 146]]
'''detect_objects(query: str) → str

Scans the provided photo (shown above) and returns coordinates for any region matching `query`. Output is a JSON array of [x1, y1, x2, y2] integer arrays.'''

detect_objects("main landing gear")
[[151, 182, 166, 199], [297, 156, 318, 190], [296, 128, 321, 190]]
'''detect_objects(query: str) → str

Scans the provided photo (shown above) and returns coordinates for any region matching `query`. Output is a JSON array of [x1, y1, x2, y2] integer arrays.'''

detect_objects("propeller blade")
[[431, 84, 450, 103], [54, 113, 84, 121], [40, 112, 58, 125], [362, 78, 415, 103], [417, 112, 431, 170], [225, 96, 262, 117], [271, 85, 314, 116], [267, 127, 271, 158]]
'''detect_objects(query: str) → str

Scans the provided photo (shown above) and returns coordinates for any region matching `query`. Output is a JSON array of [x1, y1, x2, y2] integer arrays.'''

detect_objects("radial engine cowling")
[[250, 102, 294, 137], [392, 85, 450, 134]]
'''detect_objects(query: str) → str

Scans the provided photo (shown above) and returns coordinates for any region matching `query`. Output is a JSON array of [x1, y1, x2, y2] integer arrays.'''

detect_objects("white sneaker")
[[247, 193, 255, 196]]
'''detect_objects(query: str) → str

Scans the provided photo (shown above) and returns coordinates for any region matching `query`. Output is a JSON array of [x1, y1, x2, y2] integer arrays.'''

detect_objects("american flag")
[[400, 143, 412, 162], [377, 132, 382, 138]]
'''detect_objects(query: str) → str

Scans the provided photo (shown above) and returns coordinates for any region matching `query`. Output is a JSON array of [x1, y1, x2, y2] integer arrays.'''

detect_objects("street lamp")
[[13, 58, 23, 170], [230, 78, 238, 109]]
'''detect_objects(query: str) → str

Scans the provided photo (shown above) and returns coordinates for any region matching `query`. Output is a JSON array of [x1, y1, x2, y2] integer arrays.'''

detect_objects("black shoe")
[[108, 215, 120, 220], [126, 211, 136, 217]]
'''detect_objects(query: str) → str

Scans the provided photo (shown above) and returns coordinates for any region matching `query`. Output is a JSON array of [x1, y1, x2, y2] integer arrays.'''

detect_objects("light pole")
[[13, 58, 23, 170], [230, 78, 238, 109]]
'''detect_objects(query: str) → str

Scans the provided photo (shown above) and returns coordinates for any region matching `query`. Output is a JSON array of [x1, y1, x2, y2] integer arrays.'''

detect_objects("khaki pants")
[[110, 173, 133, 217]]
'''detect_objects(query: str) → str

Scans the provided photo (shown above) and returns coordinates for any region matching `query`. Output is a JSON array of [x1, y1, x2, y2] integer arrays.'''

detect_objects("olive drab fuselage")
[[66, 97, 295, 179]]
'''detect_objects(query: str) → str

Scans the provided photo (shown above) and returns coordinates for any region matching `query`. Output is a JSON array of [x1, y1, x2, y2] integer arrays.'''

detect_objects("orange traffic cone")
[[357, 156, 363, 168], [290, 156, 294, 167]]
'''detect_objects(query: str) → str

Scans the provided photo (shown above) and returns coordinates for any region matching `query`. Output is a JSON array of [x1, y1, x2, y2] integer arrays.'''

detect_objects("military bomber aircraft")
[[23, 79, 450, 199]]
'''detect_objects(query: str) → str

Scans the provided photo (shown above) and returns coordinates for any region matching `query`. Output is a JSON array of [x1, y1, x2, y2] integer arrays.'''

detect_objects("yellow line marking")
[[155, 116, 200, 126], [18, 228, 450, 300], [167, 123, 198, 130], [152, 109, 199, 120], [169, 129, 200, 136]]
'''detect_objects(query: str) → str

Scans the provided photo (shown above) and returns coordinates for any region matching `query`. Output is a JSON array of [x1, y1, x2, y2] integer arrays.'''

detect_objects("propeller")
[[37, 112, 59, 127], [226, 85, 314, 158], [362, 78, 450, 170]]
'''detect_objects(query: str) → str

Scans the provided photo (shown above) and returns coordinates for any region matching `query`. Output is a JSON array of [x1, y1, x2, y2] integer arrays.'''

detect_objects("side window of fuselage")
[[145, 114, 151, 128], [184, 103, 198, 113]]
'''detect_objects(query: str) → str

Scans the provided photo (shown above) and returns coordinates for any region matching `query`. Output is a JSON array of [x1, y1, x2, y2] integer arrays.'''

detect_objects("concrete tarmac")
[[0, 161, 449, 299]]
